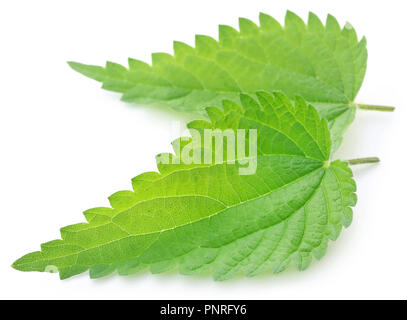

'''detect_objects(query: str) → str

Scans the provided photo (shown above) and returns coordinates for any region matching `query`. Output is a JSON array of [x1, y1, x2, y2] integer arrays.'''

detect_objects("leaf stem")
[[347, 157, 380, 166], [356, 104, 395, 112]]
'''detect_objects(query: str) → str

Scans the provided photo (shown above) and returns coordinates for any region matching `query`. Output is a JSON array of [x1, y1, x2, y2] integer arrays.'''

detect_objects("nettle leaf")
[[69, 11, 367, 151], [13, 92, 357, 280]]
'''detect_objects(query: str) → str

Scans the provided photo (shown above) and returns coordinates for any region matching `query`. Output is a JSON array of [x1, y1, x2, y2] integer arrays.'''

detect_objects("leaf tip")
[[67, 60, 76, 68], [67, 61, 107, 82], [11, 256, 23, 271], [67, 60, 84, 71], [10, 253, 34, 272]]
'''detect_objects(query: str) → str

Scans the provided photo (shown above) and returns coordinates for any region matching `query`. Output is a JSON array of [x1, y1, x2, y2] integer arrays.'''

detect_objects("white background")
[[1, 0, 406, 300]]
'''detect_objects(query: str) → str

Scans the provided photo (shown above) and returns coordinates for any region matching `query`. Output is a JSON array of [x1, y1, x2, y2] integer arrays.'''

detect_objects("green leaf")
[[12, 92, 357, 280], [69, 11, 367, 151]]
